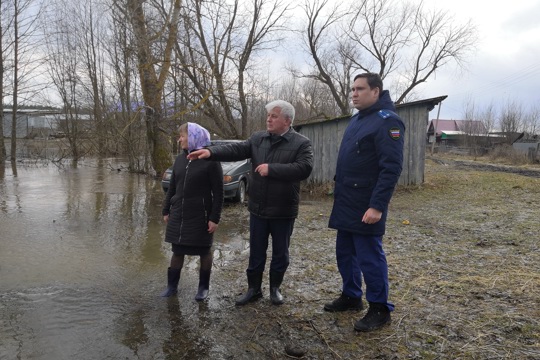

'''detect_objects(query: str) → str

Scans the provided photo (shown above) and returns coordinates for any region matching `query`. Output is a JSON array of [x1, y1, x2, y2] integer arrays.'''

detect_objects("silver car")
[[161, 140, 250, 203]]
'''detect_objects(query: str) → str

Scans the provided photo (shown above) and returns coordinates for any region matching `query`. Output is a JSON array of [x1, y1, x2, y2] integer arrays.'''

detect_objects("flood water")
[[0, 159, 249, 359]]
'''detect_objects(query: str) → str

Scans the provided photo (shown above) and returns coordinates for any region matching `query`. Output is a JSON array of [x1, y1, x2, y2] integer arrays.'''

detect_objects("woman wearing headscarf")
[[161, 123, 224, 301]]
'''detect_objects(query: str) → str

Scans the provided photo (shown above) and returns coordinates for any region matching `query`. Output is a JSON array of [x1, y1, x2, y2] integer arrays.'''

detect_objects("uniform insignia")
[[389, 127, 401, 140], [378, 110, 392, 119]]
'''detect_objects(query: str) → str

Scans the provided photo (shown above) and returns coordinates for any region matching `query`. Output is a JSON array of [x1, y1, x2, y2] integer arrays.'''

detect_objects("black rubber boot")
[[235, 272, 263, 306], [195, 269, 211, 301], [354, 302, 391, 332], [323, 293, 363, 312], [269, 271, 285, 305], [161, 267, 181, 297]]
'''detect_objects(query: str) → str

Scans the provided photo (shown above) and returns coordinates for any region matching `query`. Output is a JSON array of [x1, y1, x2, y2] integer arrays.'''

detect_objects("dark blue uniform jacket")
[[329, 90, 405, 236]]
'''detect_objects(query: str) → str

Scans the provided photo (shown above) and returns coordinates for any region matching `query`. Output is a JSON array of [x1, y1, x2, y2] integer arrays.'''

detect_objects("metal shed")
[[294, 95, 447, 186]]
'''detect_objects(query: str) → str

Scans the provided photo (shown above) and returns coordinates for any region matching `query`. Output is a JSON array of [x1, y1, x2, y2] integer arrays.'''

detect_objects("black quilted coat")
[[209, 128, 313, 219], [162, 152, 223, 246]]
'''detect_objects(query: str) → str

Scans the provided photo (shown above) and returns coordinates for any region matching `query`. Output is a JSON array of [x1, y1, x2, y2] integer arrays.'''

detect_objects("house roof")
[[395, 95, 447, 112], [293, 95, 448, 127], [428, 119, 487, 136], [441, 130, 464, 135]]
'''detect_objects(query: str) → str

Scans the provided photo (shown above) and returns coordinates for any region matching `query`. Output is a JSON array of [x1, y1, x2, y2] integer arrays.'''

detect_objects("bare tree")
[[461, 98, 492, 156], [522, 104, 540, 138], [5, 0, 44, 161], [112, 0, 182, 176], [41, 0, 114, 161], [42, 0, 91, 161], [478, 102, 497, 135], [9, 0, 19, 161], [298, 0, 478, 117], [282, 76, 341, 121], [77, 0, 109, 155], [499, 100, 524, 144], [347, 0, 477, 104], [462, 98, 478, 149], [104, 0, 147, 170], [173, 0, 291, 139], [391, 4, 477, 103], [0, 0, 7, 161], [294, 0, 352, 116]]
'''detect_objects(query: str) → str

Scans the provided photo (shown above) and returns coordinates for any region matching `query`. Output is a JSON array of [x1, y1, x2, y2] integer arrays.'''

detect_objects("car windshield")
[[221, 160, 247, 172], [210, 140, 246, 168]]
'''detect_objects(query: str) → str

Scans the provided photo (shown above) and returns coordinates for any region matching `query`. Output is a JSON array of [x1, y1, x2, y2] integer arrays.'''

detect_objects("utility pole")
[[430, 102, 442, 156]]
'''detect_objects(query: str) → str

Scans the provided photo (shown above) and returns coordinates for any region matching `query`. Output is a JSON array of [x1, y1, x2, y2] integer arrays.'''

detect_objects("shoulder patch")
[[389, 127, 401, 140], [378, 109, 392, 119]]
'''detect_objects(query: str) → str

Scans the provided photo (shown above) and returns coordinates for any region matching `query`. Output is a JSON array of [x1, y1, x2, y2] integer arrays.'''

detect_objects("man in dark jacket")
[[325, 73, 405, 332], [188, 100, 313, 306]]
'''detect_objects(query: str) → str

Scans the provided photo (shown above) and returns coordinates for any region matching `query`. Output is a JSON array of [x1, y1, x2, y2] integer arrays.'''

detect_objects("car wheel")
[[233, 180, 246, 203]]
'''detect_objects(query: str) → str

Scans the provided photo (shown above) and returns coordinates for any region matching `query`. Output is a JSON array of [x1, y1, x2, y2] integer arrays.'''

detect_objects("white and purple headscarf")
[[187, 122, 211, 152]]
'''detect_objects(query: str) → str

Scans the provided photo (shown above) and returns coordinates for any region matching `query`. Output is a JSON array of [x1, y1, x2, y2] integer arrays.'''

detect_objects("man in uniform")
[[324, 73, 405, 332]]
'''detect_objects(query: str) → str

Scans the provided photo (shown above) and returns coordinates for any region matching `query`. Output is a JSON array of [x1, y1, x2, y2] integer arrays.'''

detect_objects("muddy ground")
[[165, 155, 540, 359]]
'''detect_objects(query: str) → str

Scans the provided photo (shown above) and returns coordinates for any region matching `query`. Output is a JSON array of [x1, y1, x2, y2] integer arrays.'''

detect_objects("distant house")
[[295, 95, 447, 186], [427, 119, 488, 144], [2, 108, 92, 139], [513, 134, 540, 160]]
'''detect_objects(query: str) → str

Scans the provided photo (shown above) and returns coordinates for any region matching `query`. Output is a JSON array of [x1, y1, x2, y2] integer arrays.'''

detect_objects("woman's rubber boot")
[[195, 269, 211, 301], [235, 272, 263, 306], [161, 267, 181, 297], [269, 271, 285, 305]]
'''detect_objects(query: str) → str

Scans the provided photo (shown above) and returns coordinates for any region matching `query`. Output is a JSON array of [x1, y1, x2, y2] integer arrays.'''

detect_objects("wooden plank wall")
[[297, 104, 429, 186]]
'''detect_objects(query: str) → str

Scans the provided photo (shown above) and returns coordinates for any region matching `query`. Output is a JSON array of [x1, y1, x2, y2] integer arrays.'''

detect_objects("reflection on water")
[[0, 159, 248, 359], [160, 298, 212, 359], [0, 159, 166, 289]]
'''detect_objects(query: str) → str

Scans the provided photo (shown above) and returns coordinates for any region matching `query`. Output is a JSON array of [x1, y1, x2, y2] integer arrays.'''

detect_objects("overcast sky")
[[412, 0, 540, 120]]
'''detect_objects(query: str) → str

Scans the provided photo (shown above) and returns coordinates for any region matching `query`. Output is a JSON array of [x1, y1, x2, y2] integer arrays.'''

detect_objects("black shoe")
[[354, 303, 391, 332], [323, 293, 363, 312]]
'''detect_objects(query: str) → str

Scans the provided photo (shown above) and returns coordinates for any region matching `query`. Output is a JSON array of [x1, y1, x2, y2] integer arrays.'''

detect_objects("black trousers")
[[247, 214, 295, 274]]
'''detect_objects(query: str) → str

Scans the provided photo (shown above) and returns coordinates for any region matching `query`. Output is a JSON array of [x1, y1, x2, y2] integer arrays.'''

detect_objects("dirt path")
[[427, 155, 540, 178], [171, 157, 540, 359]]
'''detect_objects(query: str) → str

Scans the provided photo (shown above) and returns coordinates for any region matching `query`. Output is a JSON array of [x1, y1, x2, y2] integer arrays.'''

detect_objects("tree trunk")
[[10, 0, 19, 161], [127, 0, 181, 177], [0, 0, 5, 162]]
